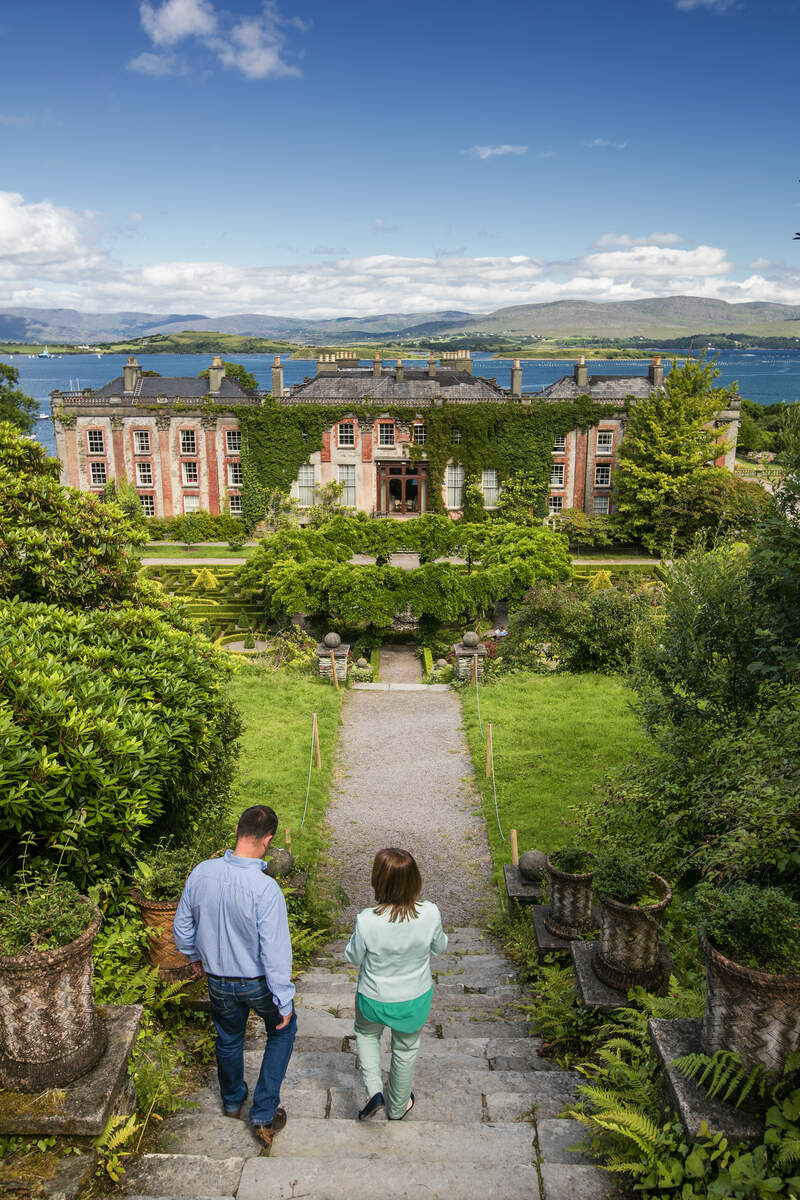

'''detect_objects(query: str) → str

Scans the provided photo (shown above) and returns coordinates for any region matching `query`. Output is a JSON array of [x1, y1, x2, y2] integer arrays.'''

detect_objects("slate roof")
[[286, 368, 508, 405], [85, 376, 251, 401], [537, 373, 658, 402]]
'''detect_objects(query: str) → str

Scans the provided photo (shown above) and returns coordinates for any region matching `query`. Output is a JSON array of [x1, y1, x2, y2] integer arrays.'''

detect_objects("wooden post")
[[485, 723, 493, 779], [312, 712, 321, 769], [329, 649, 339, 690], [472, 653, 478, 686], [510, 828, 519, 866], [285, 828, 291, 847]]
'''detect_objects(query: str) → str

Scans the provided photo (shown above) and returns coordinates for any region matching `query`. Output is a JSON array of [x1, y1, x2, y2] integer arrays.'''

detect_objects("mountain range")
[[1, 297, 799, 344]]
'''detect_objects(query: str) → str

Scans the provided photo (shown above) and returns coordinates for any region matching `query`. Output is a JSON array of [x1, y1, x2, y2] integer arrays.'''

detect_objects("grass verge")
[[460, 671, 645, 871]]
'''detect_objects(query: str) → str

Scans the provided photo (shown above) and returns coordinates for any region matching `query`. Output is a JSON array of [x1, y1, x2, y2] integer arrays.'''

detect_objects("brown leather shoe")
[[253, 1107, 287, 1146]]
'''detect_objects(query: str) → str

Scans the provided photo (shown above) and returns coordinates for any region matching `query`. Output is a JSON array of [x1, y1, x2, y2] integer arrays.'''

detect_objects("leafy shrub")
[[350, 667, 373, 683], [549, 847, 595, 874], [422, 647, 434, 676], [132, 841, 209, 902], [0, 879, 93, 955], [145, 511, 243, 543], [594, 852, 652, 905], [695, 883, 800, 974], [550, 507, 618, 548]]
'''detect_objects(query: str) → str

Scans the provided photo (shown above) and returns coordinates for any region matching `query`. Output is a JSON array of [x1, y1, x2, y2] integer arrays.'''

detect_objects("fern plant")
[[674, 1049, 769, 1109]]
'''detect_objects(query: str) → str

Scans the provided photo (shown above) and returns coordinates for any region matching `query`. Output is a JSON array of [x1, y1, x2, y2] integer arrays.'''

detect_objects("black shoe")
[[358, 1091, 385, 1121], [223, 1083, 248, 1118], [388, 1092, 415, 1120], [253, 1106, 287, 1146]]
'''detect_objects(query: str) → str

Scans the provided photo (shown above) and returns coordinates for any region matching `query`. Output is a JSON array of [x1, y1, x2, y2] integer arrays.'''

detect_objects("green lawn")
[[226, 664, 342, 869], [138, 544, 256, 559], [460, 672, 646, 870]]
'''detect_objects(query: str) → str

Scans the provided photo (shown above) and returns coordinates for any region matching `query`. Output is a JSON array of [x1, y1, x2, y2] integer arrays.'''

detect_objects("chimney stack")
[[396, 356, 404, 383], [123, 356, 142, 393], [428, 352, 436, 379], [574, 354, 588, 389], [648, 354, 664, 388], [510, 357, 522, 399], [316, 354, 337, 375], [208, 355, 226, 394], [373, 353, 382, 378], [272, 355, 284, 398]]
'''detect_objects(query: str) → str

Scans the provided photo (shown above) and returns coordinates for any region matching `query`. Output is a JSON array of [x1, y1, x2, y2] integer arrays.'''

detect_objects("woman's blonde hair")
[[371, 848, 422, 923]]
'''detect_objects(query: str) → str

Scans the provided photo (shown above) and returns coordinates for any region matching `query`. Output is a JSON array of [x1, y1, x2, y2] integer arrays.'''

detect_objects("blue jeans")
[[207, 976, 297, 1127]]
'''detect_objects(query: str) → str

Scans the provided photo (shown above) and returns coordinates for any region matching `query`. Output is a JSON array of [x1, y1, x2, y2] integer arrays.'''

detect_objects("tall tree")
[[197, 360, 258, 392], [0, 363, 37, 433], [613, 356, 736, 551]]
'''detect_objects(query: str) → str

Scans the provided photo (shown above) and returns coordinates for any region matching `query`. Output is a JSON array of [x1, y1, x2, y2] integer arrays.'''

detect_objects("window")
[[136, 461, 153, 486], [338, 421, 355, 447], [226, 429, 242, 454], [451, 428, 462, 445], [297, 464, 315, 507], [378, 422, 395, 447], [87, 429, 104, 454], [140, 494, 155, 517], [413, 423, 426, 445], [446, 463, 464, 509], [182, 461, 199, 485], [593, 495, 610, 514], [229, 495, 243, 516], [183, 494, 200, 513], [597, 430, 614, 454], [553, 434, 566, 452], [339, 464, 356, 506], [180, 429, 197, 455], [482, 468, 499, 508], [549, 494, 564, 513], [89, 461, 107, 486], [594, 465, 611, 487], [550, 463, 565, 487], [133, 430, 151, 454], [227, 462, 243, 487]]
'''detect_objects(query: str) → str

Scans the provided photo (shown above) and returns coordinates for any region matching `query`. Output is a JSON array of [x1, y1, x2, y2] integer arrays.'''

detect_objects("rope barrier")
[[489, 724, 507, 844], [474, 654, 484, 738], [298, 715, 316, 833]]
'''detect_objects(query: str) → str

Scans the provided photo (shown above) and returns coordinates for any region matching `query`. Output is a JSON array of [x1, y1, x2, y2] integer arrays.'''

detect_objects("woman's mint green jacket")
[[344, 900, 448, 1003]]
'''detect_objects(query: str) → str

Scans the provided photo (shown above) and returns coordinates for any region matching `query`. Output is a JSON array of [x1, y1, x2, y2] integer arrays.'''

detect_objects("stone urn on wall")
[[593, 870, 672, 991], [0, 898, 108, 1091], [545, 849, 596, 940], [130, 889, 196, 981]]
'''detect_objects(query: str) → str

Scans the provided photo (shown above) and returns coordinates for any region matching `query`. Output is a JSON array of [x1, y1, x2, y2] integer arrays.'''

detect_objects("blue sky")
[[1, 0, 799, 317]]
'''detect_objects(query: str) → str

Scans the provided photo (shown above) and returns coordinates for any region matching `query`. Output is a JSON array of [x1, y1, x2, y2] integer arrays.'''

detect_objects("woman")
[[344, 847, 448, 1121]]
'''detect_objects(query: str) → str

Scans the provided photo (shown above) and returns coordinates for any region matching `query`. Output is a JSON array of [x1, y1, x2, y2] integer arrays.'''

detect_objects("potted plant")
[[544, 847, 596, 939], [592, 851, 672, 991], [0, 878, 107, 1090], [696, 883, 800, 1081], [131, 841, 203, 980]]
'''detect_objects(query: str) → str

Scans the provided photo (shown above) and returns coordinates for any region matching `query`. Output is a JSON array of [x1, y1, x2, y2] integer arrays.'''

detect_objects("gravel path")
[[320, 684, 493, 931], [379, 645, 422, 682]]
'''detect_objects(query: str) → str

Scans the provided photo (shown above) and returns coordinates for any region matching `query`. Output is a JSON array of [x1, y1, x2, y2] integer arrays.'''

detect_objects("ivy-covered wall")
[[236, 396, 615, 527]]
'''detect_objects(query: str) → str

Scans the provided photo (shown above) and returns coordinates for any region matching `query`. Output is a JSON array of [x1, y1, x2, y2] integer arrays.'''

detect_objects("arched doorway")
[[376, 460, 429, 515]]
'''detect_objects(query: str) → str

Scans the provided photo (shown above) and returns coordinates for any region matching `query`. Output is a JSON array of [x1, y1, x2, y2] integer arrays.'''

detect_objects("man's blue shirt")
[[173, 849, 295, 1016]]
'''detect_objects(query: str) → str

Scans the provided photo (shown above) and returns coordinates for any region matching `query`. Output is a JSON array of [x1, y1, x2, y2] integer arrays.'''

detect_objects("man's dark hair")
[[236, 805, 278, 841]]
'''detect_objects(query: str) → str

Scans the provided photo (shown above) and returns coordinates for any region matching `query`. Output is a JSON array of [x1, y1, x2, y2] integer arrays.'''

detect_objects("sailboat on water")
[[38, 345, 52, 358]]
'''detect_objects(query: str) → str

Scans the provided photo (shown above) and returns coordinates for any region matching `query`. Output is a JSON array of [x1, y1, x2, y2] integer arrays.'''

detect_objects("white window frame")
[[339, 464, 356, 507], [89, 460, 107, 486], [136, 461, 153, 486], [550, 463, 565, 488], [180, 429, 197, 455], [553, 433, 567, 452], [549, 494, 564, 513], [87, 429, 105, 454], [378, 422, 395, 447], [446, 463, 464, 510], [596, 430, 614, 454], [594, 464, 611, 488], [183, 494, 200, 514], [481, 467, 499, 508], [228, 495, 243, 516], [593, 495, 610, 514], [225, 429, 242, 454], [413, 423, 426, 445], [140, 494, 156, 517], [451, 428, 462, 445], [182, 461, 199, 486], [297, 464, 315, 507], [227, 462, 243, 487], [133, 430, 151, 455], [337, 421, 355, 447]]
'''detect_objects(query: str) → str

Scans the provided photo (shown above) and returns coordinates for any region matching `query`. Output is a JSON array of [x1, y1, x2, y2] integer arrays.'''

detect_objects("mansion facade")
[[50, 352, 740, 520]]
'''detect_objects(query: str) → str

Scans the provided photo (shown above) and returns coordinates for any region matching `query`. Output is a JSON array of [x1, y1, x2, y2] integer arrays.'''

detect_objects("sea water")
[[10, 350, 800, 457]]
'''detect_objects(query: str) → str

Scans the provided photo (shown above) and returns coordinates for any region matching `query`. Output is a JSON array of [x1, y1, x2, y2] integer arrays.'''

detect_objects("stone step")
[[295, 987, 520, 1012], [540, 1162, 610, 1199], [236, 1158, 541, 1200], [268, 1116, 534, 1162], [537, 1118, 593, 1165], [294, 976, 519, 996], [119, 1153, 244, 1197], [272, 1009, 529, 1041]]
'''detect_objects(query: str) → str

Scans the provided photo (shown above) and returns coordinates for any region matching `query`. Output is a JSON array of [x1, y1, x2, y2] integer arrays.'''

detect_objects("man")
[[173, 805, 297, 1146]]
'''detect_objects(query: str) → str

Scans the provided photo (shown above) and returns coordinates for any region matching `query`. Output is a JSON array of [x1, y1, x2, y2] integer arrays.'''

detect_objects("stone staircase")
[[120, 929, 611, 1200]]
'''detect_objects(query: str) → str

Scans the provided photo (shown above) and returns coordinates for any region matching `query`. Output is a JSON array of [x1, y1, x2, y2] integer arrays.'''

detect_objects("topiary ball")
[[323, 632, 342, 648], [264, 848, 295, 878], [462, 631, 480, 648], [356, 657, 369, 669], [518, 850, 548, 882]]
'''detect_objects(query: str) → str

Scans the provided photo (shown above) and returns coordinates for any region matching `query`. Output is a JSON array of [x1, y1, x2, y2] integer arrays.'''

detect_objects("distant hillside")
[[0, 307, 207, 343]]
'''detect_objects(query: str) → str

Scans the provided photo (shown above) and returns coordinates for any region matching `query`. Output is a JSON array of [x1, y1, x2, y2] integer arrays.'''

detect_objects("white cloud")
[[674, 0, 736, 10], [0, 191, 107, 279], [462, 145, 528, 160], [583, 138, 628, 150], [372, 218, 398, 234], [595, 232, 685, 247], [583, 244, 731, 278], [131, 0, 304, 79]]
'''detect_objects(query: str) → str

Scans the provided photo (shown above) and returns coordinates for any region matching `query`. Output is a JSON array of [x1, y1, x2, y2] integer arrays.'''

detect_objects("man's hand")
[[275, 1010, 293, 1029], [190, 960, 206, 979]]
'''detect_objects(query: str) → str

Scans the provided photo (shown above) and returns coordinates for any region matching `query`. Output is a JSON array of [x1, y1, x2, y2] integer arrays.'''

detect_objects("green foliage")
[[0, 363, 37, 433], [593, 852, 652, 905], [132, 841, 208, 903], [422, 647, 434, 677], [549, 847, 595, 874], [651, 470, 769, 551], [695, 883, 800, 974], [748, 469, 800, 682], [197, 360, 258, 392], [0, 879, 92, 955], [674, 1051, 769, 1109], [105, 475, 149, 524], [145, 510, 245, 542], [550, 506, 619, 548]]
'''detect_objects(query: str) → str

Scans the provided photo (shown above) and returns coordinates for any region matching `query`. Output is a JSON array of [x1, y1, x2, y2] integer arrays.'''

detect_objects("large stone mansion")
[[50, 352, 740, 519]]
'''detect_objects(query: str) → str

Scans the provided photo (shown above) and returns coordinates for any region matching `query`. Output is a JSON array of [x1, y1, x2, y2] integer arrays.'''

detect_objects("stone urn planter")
[[594, 874, 672, 991], [545, 854, 596, 939], [0, 899, 107, 1091], [700, 936, 800, 1081], [130, 890, 195, 981]]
